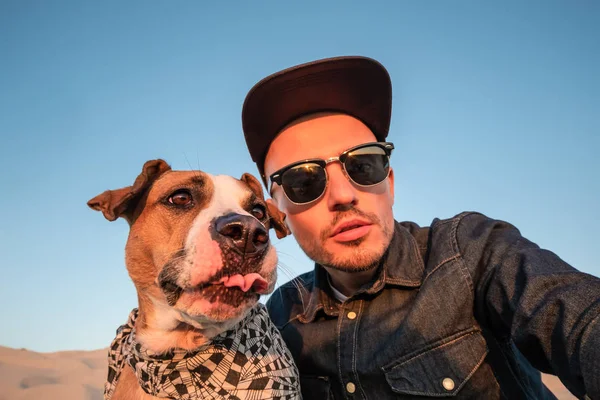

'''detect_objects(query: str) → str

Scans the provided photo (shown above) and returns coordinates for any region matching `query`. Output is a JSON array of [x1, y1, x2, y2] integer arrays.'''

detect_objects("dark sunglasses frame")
[[269, 142, 395, 205]]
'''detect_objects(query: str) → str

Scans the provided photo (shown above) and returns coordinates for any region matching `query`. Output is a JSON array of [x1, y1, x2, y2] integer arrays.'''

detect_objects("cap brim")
[[242, 56, 392, 186]]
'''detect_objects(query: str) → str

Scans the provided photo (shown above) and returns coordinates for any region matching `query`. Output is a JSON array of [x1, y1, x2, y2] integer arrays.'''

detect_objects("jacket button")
[[442, 377, 455, 391], [346, 382, 356, 393], [347, 311, 357, 320]]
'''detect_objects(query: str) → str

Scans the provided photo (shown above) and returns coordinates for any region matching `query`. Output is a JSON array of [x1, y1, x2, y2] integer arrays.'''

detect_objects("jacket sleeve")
[[456, 212, 600, 399]]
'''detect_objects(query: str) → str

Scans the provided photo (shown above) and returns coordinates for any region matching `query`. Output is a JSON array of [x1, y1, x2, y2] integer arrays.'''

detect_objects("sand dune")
[[0, 346, 106, 400], [0, 345, 576, 399]]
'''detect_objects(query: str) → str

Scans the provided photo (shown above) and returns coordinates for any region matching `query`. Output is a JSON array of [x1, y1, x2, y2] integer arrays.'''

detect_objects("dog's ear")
[[87, 159, 171, 223], [240, 172, 265, 200], [266, 199, 291, 239], [240, 172, 290, 239]]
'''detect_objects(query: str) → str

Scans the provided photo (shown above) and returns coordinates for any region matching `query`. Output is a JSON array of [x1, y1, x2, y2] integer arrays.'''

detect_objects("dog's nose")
[[214, 213, 269, 254]]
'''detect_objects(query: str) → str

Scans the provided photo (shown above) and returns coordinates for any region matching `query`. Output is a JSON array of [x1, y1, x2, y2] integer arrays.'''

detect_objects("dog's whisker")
[[165, 248, 188, 263], [275, 261, 309, 314], [272, 273, 308, 317], [196, 148, 201, 174], [276, 268, 297, 286], [291, 276, 309, 315], [192, 168, 202, 180], [182, 152, 203, 181], [275, 261, 301, 284], [183, 153, 194, 172], [187, 151, 203, 180], [274, 250, 297, 259], [273, 250, 311, 304]]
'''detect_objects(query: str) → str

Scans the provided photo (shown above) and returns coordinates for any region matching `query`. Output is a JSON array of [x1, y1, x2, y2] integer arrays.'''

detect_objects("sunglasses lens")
[[281, 162, 327, 204], [344, 146, 390, 185]]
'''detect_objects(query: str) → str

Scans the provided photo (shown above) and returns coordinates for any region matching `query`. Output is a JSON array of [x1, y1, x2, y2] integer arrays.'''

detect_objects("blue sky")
[[0, 1, 598, 353]]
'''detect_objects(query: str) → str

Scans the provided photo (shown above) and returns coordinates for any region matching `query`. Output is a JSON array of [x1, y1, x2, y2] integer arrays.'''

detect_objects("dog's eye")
[[251, 205, 266, 220], [168, 190, 193, 206]]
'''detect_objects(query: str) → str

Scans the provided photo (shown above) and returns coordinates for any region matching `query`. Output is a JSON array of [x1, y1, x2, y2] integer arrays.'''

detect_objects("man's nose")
[[326, 164, 357, 210]]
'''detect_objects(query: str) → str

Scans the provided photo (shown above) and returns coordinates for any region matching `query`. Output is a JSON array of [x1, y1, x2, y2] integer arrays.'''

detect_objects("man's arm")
[[456, 212, 600, 399]]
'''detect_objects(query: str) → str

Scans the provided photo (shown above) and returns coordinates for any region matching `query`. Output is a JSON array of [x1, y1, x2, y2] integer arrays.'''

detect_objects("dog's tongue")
[[219, 274, 268, 293]]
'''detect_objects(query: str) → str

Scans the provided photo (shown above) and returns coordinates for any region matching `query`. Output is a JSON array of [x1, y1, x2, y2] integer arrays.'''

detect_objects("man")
[[240, 56, 599, 399]]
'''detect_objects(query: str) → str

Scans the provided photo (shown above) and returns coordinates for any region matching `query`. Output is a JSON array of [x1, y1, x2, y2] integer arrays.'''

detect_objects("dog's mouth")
[[215, 273, 269, 293], [159, 273, 268, 308]]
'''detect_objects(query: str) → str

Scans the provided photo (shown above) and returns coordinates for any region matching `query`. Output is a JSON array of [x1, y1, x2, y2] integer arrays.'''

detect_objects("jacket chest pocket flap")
[[382, 331, 488, 397]]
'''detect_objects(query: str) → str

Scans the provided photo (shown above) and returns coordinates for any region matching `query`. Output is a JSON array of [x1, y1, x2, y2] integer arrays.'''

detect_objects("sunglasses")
[[269, 142, 395, 205]]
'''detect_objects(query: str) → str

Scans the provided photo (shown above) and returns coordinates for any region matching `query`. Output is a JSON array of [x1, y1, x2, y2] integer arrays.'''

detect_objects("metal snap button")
[[347, 311, 357, 320], [442, 377, 455, 391], [346, 382, 356, 393]]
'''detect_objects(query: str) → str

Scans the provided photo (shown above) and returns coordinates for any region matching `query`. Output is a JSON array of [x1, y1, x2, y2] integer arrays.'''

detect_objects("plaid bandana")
[[104, 303, 301, 399]]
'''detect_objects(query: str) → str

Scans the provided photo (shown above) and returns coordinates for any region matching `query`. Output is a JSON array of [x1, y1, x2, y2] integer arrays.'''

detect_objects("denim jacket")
[[266, 212, 600, 399]]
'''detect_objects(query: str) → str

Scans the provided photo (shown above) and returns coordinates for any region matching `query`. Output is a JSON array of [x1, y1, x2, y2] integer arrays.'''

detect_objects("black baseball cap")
[[241, 56, 392, 187]]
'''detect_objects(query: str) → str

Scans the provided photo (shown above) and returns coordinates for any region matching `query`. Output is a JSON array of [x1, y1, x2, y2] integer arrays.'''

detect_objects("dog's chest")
[[105, 304, 301, 400], [112, 365, 155, 400]]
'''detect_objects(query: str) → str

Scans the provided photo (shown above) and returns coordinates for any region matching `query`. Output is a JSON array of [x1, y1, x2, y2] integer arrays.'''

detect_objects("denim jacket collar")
[[299, 221, 425, 323]]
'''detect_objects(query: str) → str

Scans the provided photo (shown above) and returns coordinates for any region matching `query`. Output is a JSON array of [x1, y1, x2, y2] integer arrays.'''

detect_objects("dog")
[[87, 159, 301, 400]]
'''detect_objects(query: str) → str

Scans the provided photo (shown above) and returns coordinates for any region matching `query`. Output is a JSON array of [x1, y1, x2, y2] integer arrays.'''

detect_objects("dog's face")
[[88, 160, 290, 343]]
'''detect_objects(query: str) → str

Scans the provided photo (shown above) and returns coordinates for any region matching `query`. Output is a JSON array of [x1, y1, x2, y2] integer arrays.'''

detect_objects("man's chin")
[[327, 237, 388, 266], [325, 258, 380, 273], [315, 247, 381, 272]]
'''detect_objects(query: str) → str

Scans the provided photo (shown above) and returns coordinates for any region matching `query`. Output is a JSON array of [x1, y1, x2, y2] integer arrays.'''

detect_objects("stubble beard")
[[296, 208, 394, 273]]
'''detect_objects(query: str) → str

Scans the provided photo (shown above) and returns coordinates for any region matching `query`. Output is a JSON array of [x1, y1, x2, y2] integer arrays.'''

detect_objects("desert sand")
[[0, 346, 106, 400], [0, 345, 576, 399]]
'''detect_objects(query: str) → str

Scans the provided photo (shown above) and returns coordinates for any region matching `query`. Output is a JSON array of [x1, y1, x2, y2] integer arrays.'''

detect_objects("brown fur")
[[240, 172, 291, 239], [111, 366, 154, 400], [88, 159, 289, 399]]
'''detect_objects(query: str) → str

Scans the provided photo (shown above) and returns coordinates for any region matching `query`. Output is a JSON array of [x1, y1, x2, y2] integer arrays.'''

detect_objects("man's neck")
[[324, 267, 378, 297]]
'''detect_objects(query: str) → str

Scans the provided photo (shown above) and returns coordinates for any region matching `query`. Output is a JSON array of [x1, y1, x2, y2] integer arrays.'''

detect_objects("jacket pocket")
[[382, 330, 488, 397], [299, 375, 332, 400]]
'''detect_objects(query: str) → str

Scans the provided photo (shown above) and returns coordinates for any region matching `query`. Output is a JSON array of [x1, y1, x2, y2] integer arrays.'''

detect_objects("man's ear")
[[87, 159, 171, 224], [266, 198, 291, 239]]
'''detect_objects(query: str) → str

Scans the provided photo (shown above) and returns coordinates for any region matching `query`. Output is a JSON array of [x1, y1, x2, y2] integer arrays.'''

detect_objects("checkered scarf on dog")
[[104, 303, 301, 399]]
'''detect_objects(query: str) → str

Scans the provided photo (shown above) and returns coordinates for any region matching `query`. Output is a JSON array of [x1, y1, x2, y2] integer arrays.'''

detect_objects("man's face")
[[264, 113, 396, 272]]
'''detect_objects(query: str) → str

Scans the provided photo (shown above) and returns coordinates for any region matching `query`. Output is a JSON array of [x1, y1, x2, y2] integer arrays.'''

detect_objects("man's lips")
[[330, 219, 372, 242]]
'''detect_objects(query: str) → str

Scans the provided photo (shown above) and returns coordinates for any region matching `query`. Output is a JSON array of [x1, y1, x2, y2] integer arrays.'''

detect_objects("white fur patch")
[[142, 174, 280, 352], [181, 174, 259, 286]]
